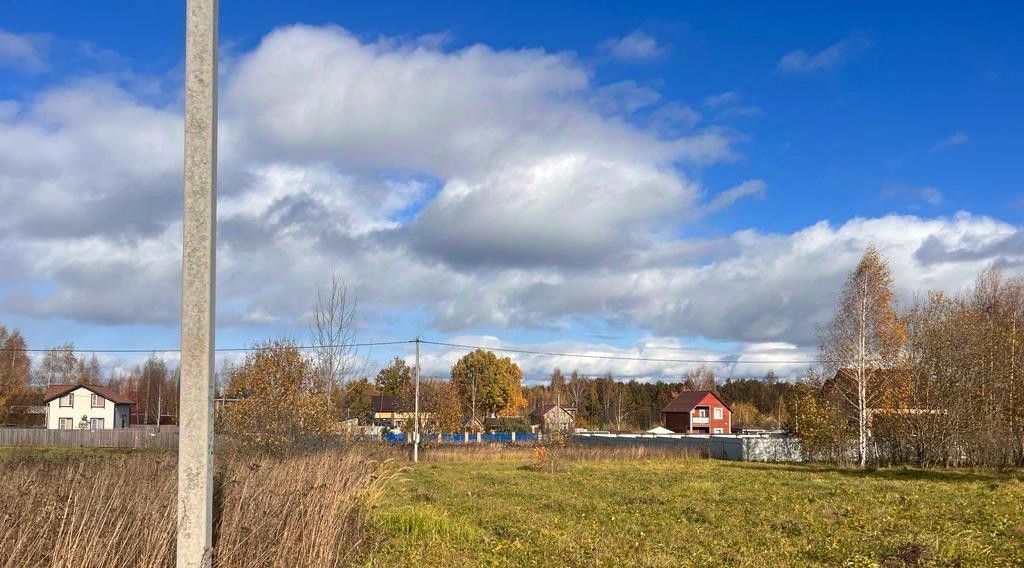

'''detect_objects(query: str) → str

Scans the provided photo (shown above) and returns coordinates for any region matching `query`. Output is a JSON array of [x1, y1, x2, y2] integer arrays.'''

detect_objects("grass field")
[[368, 449, 1024, 568], [3, 445, 1022, 567]]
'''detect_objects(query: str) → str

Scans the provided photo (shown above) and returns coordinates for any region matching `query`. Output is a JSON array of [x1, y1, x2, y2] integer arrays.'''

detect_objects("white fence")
[[573, 432, 803, 462]]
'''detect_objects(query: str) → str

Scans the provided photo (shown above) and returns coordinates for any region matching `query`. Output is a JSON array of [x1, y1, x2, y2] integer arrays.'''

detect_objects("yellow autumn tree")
[[820, 246, 907, 467], [451, 349, 527, 423], [220, 339, 333, 451]]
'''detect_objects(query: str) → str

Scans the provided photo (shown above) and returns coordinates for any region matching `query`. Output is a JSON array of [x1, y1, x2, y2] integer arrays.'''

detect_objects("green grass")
[[366, 456, 1024, 567]]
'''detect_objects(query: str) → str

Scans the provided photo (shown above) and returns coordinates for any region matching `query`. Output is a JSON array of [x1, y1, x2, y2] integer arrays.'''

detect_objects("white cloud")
[[411, 336, 815, 382], [778, 34, 872, 74], [0, 28, 48, 73], [932, 132, 970, 152], [704, 180, 767, 214], [1, 25, 1021, 373], [881, 183, 943, 206], [703, 91, 740, 108], [702, 90, 761, 120], [599, 30, 665, 62]]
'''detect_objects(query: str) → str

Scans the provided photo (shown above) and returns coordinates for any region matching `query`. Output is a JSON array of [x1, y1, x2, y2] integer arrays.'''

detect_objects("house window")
[[714, 428, 724, 434], [58, 418, 73, 430], [90, 418, 105, 430], [91, 394, 105, 408], [60, 394, 74, 407], [696, 408, 708, 417], [714, 407, 723, 420]]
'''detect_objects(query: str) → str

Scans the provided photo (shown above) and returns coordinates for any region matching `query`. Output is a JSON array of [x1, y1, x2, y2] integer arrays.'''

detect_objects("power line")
[[0, 339, 415, 354]]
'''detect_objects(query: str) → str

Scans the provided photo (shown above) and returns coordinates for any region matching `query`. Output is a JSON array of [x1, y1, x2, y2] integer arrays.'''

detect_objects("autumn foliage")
[[450, 349, 526, 423], [219, 339, 333, 450]]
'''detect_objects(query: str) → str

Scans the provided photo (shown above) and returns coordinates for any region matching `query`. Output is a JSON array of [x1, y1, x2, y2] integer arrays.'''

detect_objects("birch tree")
[[820, 246, 905, 467], [310, 274, 360, 417]]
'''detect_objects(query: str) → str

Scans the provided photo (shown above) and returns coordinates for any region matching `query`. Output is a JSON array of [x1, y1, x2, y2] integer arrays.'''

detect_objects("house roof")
[[43, 384, 133, 405], [825, 368, 913, 409], [662, 390, 730, 413], [371, 395, 398, 413], [646, 426, 675, 435], [529, 404, 575, 418]]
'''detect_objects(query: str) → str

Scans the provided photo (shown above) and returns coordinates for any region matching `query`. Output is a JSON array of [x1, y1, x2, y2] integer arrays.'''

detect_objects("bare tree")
[[35, 344, 79, 388], [609, 382, 631, 431], [310, 273, 360, 417], [566, 371, 586, 410], [682, 364, 717, 391], [820, 246, 905, 467]]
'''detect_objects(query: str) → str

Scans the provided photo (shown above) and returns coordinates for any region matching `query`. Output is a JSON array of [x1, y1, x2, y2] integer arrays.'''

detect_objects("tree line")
[[794, 246, 1024, 468], [1, 323, 795, 435]]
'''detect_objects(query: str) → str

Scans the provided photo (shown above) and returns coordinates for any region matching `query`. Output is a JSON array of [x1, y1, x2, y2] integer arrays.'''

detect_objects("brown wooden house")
[[661, 390, 732, 434], [528, 404, 575, 433]]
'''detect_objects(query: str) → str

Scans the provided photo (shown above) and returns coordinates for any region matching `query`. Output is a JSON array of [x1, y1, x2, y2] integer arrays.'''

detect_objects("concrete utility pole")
[[413, 337, 421, 463], [178, 0, 218, 566]]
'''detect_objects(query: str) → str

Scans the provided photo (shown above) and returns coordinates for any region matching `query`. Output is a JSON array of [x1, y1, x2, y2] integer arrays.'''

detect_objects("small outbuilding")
[[661, 390, 732, 434], [529, 404, 575, 433]]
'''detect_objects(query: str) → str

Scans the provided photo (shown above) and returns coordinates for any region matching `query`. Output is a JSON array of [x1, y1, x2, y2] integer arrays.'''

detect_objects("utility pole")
[[178, 0, 217, 566], [156, 383, 163, 434], [413, 337, 421, 463], [145, 368, 151, 426]]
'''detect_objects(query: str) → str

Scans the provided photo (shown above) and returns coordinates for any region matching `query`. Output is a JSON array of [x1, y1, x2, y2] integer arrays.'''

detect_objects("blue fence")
[[382, 432, 538, 444]]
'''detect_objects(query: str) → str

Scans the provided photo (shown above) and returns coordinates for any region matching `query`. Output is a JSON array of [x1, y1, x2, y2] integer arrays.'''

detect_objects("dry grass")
[[0, 447, 395, 567]]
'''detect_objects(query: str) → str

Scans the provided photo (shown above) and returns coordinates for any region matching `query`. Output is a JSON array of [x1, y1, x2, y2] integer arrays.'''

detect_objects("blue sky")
[[1, 2, 1021, 380]]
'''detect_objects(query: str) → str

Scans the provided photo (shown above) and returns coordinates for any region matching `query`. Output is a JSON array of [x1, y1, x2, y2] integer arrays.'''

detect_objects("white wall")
[[46, 387, 120, 430]]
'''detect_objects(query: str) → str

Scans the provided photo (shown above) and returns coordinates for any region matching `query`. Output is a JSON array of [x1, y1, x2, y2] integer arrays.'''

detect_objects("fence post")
[[511, 431, 516, 442], [463, 431, 468, 443], [476, 432, 481, 443]]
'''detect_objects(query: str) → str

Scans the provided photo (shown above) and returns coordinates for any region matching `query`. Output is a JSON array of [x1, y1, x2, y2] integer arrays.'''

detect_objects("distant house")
[[824, 368, 913, 411], [824, 369, 941, 432], [662, 390, 732, 434], [371, 395, 430, 429], [43, 384, 133, 430], [529, 404, 575, 433], [458, 415, 481, 432]]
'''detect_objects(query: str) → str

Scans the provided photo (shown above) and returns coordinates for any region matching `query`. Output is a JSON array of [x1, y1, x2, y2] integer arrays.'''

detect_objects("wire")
[[0, 339, 415, 354], [417, 339, 832, 365]]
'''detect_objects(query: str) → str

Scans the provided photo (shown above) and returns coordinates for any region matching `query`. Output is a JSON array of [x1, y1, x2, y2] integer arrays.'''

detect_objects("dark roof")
[[832, 368, 910, 381], [43, 384, 133, 405], [826, 369, 913, 409], [371, 395, 398, 413], [662, 390, 730, 413], [529, 404, 575, 418]]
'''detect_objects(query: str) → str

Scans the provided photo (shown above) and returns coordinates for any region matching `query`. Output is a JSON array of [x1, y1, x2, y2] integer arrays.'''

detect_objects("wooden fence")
[[0, 428, 178, 450]]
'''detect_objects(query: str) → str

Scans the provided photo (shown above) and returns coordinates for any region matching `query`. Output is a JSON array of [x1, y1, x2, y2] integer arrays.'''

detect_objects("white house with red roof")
[[43, 384, 133, 430]]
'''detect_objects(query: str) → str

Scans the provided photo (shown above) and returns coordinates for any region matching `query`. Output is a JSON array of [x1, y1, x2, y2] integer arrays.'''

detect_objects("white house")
[[43, 384, 133, 430]]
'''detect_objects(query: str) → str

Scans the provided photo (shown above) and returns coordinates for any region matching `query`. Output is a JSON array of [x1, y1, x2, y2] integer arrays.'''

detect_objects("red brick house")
[[661, 390, 732, 434]]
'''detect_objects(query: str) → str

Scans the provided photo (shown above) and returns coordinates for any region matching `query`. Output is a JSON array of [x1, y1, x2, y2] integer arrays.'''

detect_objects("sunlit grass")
[[367, 450, 1024, 567]]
